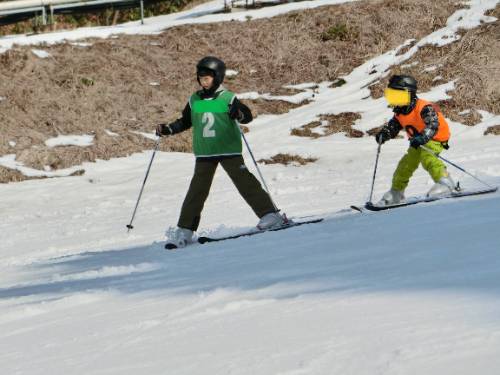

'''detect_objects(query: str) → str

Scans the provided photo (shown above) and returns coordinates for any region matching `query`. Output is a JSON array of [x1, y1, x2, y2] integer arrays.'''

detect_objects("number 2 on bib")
[[202, 113, 216, 138]]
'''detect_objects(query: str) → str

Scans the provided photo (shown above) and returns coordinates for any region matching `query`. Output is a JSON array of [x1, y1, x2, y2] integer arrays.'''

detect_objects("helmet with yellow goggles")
[[384, 88, 411, 106], [384, 75, 417, 107]]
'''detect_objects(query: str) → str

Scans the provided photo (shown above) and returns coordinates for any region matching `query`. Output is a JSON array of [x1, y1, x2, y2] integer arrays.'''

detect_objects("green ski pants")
[[392, 140, 448, 192], [178, 156, 275, 231]]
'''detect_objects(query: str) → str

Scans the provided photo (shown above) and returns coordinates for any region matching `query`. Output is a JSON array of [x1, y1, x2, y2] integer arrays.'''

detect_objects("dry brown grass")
[[0, 0, 465, 182], [258, 153, 318, 166], [246, 98, 307, 117], [369, 5, 500, 129], [484, 126, 500, 136], [0, 166, 43, 183], [291, 121, 322, 138], [0, 0, 195, 36], [291, 112, 363, 138]]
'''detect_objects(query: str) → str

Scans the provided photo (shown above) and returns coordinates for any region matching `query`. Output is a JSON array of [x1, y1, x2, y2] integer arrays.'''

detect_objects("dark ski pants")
[[177, 155, 276, 231]]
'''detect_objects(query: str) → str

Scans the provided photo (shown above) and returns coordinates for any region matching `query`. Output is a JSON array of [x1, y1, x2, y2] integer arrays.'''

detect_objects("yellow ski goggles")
[[384, 88, 411, 107]]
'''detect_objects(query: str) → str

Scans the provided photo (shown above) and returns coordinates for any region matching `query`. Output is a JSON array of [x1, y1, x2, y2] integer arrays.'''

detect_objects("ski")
[[197, 218, 324, 244], [352, 186, 498, 212], [164, 218, 324, 249]]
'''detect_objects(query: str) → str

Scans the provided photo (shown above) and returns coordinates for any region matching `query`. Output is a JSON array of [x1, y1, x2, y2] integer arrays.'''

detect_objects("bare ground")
[[2, 0, 496, 183], [258, 153, 318, 166], [368, 6, 500, 127], [291, 112, 362, 138]]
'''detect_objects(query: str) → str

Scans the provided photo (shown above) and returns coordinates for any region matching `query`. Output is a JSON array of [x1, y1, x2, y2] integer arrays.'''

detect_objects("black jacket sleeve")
[[168, 102, 192, 134], [419, 105, 439, 142], [232, 98, 253, 124], [385, 117, 402, 139]]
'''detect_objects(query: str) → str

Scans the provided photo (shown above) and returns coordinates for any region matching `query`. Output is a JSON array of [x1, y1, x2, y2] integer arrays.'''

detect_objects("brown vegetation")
[[368, 5, 500, 128], [0, 166, 41, 183], [484, 126, 500, 136], [291, 112, 362, 138], [0, 0, 193, 36], [0, 0, 480, 182], [247, 98, 307, 117], [258, 153, 317, 166]]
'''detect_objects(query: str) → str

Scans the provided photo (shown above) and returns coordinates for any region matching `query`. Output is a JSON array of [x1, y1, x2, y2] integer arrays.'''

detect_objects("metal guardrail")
[[0, 0, 145, 25], [0, 0, 268, 28]]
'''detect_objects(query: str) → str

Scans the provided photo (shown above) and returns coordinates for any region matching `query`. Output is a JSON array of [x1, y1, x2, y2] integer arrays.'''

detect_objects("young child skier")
[[374, 75, 457, 206], [156, 56, 286, 248]]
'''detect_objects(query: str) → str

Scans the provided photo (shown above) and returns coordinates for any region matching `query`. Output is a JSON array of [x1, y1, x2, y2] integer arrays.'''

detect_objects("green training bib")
[[190, 90, 242, 157]]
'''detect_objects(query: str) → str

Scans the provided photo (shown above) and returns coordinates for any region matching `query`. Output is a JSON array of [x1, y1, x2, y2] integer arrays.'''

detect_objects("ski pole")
[[368, 142, 382, 203], [420, 145, 495, 189], [126, 138, 161, 232], [239, 124, 279, 212]]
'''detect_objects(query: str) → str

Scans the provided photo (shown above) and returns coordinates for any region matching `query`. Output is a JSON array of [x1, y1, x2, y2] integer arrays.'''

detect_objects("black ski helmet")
[[196, 56, 226, 87], [388, 75, 417, 93], [388, 74, 418, 114]]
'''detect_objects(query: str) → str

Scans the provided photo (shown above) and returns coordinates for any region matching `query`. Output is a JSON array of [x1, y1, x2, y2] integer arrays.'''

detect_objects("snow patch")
[[401, 61, 419, 68], [0, 154, 84, 177], [284, 82, 318, 90], [237, 91, 261, 100], [45, 134, 94, 148], [70, 42, 93, 47], [104, 129, 120, 137], [424, 65, 440, 72], [238, 84, 322, 104], [130, 130, 158, 141], [31, 49, 51, 58]]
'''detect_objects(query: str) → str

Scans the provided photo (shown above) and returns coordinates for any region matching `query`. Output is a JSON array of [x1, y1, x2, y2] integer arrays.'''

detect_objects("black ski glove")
[[156, 123, 173, 137], [410, 134, 428, 149], [375, 127, 391, 144], [229, 101, 244, 122]]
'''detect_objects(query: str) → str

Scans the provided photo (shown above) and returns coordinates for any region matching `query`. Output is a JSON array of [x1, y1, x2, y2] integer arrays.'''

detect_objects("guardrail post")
[[42, 5, 47, 25], [140, 0, 144, 25], [49, 5, 54, 26]]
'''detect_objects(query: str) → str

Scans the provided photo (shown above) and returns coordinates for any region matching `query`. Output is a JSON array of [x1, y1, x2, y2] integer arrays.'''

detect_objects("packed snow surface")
[[1, 1, 500, 374]]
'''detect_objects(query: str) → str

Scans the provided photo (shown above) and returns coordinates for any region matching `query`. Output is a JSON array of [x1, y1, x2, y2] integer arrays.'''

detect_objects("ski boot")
[[427, 174, 457, 197], [376, 188, 406, 207], [257, 212, 288, 230], [165, 227, 194, 250]]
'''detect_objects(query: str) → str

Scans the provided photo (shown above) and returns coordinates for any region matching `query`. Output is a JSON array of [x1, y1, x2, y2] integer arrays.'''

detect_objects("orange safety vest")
[[395, 99, 450, 142]]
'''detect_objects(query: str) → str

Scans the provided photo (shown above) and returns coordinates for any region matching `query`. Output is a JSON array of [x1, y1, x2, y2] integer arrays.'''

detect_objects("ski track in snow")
[[1, 1, 500, 374]]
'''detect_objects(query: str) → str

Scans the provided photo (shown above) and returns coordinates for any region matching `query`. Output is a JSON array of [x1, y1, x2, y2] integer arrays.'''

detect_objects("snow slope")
[[1, 1, 500, 374], [2, 186, 500, 374]]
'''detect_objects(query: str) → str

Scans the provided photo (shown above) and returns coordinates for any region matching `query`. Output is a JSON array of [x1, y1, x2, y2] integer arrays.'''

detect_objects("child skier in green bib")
[[156, 56, 285, 248]]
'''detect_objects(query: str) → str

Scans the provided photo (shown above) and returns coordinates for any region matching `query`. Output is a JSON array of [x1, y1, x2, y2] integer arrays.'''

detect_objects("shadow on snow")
[[2, 193, 500, 302]]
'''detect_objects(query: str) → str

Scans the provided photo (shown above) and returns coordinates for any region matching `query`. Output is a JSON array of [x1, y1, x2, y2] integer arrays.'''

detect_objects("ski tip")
[[198, 237, 212, 244], [165, 243, 178, 250], [350, 205, 363, 212]]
